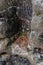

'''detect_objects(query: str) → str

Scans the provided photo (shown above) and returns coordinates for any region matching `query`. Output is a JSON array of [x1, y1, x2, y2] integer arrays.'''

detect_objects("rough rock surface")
[[0, 0, 32, 65], [30, 0, 43, 65], [0, 0, 43, 65]]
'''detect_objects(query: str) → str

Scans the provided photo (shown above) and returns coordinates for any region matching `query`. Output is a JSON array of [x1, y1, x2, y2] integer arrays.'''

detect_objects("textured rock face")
[[0, 0, 32, 38], [0, 0, 43, 65], [11, 35, 28, 55], [0, 0, 32, 65], [0, 6, 22, 38], [32, 0, 43, 14], [0, 0, 32, 20], [17, 0, 32, 20], [31, 0, 43, 47], [29, 0, 43, 65]]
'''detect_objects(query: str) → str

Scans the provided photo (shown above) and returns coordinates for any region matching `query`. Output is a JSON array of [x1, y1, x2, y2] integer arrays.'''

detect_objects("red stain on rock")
[[16, 35, 28, 50]]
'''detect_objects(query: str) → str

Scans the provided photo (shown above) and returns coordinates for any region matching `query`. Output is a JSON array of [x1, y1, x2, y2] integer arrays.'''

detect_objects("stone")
[[11, 35, 28, 55], [0, 38, 9, 53]]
